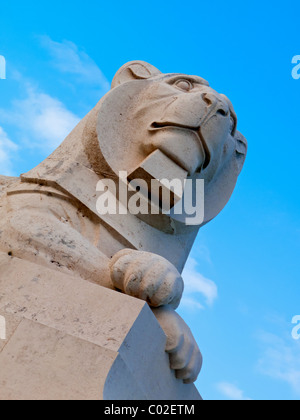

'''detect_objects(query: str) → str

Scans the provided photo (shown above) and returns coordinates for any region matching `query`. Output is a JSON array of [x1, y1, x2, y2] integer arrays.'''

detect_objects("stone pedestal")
[[0, 252, 201, 400]]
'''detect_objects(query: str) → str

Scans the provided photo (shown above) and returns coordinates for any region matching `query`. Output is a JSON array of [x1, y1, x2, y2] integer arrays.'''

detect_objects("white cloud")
[[40, 36, 110, 92], [181, 257, 218, 310], [0, 82, 80, 152], [256, 328, 300, 396], [180, 296, 204, 311], [217, 382, 252, 400], [0, 127, 18, 176], [0, 37, 110, 157]]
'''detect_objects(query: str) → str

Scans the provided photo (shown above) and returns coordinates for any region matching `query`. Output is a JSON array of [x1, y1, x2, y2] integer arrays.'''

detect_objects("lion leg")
[[0, 204, 113, 289], [109, 249, 184, 309], [152, 306, 202, 384], [109, 250, 201, 383]]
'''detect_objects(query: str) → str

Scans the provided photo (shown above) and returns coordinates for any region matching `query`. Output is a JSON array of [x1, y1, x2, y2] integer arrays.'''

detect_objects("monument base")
[[0, 253, 201, 400]]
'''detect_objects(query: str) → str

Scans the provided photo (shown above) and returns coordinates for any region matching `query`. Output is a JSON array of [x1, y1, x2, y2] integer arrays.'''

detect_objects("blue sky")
[[0, 0, 299, 400]]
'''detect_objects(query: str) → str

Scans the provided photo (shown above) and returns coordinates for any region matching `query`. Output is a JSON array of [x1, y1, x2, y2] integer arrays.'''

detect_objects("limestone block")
[[0, 319, 117, 400], [0, 253, 201, 400]]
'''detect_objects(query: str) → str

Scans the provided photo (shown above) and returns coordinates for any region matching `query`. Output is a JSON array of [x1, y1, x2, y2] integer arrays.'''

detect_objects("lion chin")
[[0, 61, 247, 386]]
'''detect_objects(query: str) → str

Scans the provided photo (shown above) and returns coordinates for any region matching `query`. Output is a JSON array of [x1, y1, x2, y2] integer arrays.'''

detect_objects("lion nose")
[[202, 92, 230, 117]]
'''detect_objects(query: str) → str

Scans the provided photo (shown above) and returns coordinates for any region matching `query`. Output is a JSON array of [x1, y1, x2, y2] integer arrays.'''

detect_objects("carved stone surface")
[[0, 253, 200, 400], [0, 61, 247, 399]]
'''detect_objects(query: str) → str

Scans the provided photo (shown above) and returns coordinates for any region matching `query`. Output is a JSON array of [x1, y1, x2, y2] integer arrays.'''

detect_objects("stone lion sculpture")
[[0, 61, 247, 384]]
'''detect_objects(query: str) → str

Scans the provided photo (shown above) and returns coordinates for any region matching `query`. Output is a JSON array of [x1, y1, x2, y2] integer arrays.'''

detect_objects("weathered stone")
[[0, 61, 247, 398], [0, 253, 200, 400]]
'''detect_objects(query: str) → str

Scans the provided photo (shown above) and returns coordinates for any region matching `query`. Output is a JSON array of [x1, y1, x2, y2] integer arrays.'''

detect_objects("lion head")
[[96, 61, 247, 225], [24, 60, 247, 229]]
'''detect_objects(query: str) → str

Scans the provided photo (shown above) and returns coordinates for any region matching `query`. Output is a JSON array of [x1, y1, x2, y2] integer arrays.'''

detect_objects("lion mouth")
[[149, 122, 211, 170]]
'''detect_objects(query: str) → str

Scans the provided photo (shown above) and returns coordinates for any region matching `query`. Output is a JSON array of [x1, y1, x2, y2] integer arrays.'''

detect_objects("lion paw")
[[152, 306, 202, 384], [109, 249, 184, 309]]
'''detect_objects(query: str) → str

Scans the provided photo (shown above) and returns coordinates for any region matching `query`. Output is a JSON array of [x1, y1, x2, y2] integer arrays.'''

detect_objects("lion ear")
[[111, 61, 161, 89]]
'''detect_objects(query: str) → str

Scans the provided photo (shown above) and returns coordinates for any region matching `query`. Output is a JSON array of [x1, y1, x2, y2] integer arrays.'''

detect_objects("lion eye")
[[175, 80, 193, 92]]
